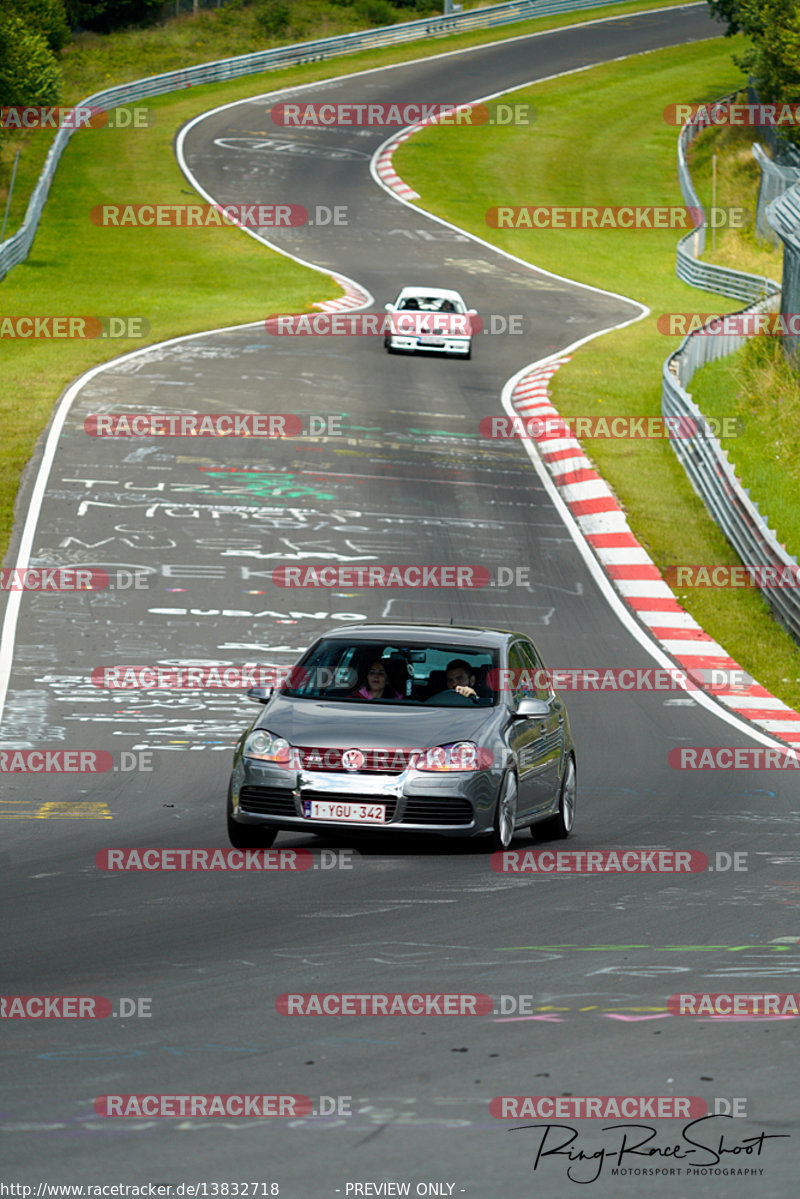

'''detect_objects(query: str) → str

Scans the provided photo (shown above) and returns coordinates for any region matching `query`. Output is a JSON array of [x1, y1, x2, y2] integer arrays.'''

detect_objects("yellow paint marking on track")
[[35, 802, 112, 819], [0, 800, 112, 819], [0, 802, 42, 818]]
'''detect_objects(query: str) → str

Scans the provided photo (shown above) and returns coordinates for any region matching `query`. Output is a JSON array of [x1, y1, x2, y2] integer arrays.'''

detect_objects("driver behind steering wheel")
[[445, 658, 478, 700]]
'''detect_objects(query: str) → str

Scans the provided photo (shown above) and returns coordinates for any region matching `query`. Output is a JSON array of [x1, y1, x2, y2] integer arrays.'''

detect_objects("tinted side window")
[[507, 644, 530, 707], [518, 641, 551, 701]]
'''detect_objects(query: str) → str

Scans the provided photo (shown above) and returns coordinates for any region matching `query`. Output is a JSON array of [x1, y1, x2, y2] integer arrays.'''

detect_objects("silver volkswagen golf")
[[226, 623, 576, 851]]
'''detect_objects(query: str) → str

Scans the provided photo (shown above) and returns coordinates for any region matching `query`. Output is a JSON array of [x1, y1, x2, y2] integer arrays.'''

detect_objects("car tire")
[[486, 770, 518, 851], [226, 782, 279, 849], [534, 756, 576, 841], [464, 345, 472, 360]]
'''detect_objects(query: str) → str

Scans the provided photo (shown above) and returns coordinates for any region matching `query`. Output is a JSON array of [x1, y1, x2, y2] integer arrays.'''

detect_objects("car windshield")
[[398, 295, 463, 313], [280, 639, 498, 706]]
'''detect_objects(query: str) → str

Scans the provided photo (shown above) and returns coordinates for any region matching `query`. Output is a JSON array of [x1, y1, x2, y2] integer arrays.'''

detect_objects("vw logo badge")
[[342, 748, 364, 771]]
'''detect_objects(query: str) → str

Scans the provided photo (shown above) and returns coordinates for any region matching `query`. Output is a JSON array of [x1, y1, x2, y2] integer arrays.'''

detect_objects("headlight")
[[244, 729, 292, 763], [412, 742, 483, 772]]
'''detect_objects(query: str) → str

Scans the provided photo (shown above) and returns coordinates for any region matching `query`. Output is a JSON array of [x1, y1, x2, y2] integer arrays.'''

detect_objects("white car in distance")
[[384, 286, 477, 358]]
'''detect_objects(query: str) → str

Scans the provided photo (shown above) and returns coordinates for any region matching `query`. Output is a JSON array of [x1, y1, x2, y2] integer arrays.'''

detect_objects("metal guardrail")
[[663, 105, 800, 642], [753, 143, 800, 246], [768, 180, 800, 248], [0, 0, 634, 282], [667, 295, 778, 392], [675, 229, 774, 300], [747, 79, 800, 167], [766, 181, 800, 361], [675, 98, 776, 302], [662, 297, 800, 645]]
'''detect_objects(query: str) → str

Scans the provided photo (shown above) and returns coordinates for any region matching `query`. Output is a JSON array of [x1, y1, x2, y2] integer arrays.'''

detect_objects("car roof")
[[395, 286, 465, 301], [311, 623, 530, 647]]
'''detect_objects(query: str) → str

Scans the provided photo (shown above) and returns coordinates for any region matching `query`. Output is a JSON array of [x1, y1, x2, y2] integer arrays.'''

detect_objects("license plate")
[[303, 800, 386, 824], [419, 337, 445, 347]]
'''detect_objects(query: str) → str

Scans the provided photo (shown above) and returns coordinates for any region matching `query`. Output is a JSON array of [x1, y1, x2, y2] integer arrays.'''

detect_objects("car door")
[[504, 642, 546, 819], [518, 639, 564, 810], [505, 641, 561, 818]]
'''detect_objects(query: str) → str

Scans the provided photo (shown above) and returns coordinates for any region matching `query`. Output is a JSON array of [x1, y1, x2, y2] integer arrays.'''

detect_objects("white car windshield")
[[398, 296, 463, 313]]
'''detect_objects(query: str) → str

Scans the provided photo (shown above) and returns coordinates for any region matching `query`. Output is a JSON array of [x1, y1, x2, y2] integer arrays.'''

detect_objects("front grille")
[[402, 797, 474, 826], [295, 746, 410, 774], [239, 786, 297, 816], [300, 791, 399, 820]]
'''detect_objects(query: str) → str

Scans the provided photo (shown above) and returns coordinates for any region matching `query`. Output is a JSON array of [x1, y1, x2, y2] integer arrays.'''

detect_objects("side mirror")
[[247, 686, 272, 704], [384, 303, 394, 311], [467, 308, 477, 315], [514, 696, 550, 718]]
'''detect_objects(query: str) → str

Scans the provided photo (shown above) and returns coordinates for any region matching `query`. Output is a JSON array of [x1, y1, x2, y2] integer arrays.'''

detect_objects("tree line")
[[1, 0, 163, 108], [708, 0, 800, 146]]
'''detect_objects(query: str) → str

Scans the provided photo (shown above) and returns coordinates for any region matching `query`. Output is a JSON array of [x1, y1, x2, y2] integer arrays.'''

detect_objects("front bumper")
[[387, 335, 471, 355], [230, 760, 497, 837]]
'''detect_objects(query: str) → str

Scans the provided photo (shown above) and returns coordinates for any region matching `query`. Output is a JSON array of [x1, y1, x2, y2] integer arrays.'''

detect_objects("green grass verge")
[[392, 36, 800, 708], [0, 0, 700, 561], [690, 339, 800, 563], [687, 114, 781, 280]]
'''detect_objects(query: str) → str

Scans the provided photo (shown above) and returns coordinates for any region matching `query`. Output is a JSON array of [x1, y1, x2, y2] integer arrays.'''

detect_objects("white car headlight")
[[244, 729, 292, 763], [412, 741, 483, 772]]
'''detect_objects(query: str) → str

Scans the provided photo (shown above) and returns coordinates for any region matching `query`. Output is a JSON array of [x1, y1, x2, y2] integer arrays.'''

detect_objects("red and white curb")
[[374, 129, 421, 201], [314, 273, 371, 313], [375, 102, 484, 203], [512, 358, 800, 748]]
